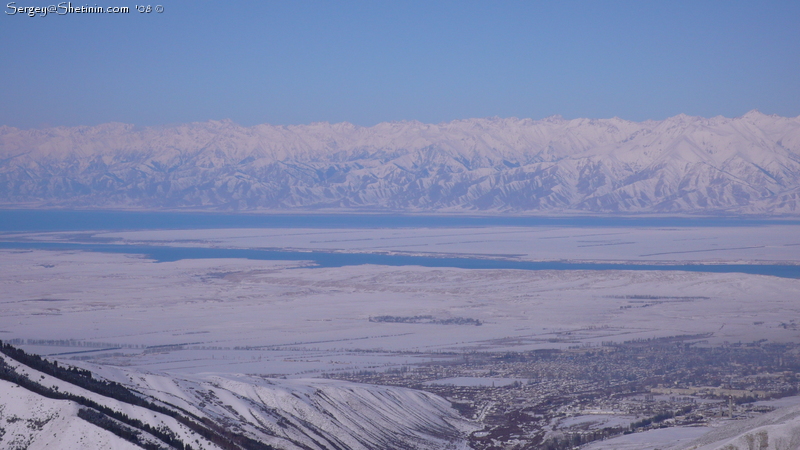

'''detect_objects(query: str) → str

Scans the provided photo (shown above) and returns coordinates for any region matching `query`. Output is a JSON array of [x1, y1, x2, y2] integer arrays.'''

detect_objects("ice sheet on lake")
[[86, 224, 800, 263]]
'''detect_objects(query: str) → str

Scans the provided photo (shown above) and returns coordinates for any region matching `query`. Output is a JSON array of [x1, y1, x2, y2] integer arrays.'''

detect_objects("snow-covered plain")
[[2, 246, 799, 377], [87, 224, 800, 264]]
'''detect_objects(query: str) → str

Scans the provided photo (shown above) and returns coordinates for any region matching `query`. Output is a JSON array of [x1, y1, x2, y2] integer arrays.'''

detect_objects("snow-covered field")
[[2, 243, 799, 377], [675, 402, 800, 450], [575, 406, 800, 450], [19, 223, 800, 264], [581, 426, 709, 450]]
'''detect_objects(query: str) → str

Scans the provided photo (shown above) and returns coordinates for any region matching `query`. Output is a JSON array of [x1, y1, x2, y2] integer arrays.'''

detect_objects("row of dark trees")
[[369, 315, 482, 326]]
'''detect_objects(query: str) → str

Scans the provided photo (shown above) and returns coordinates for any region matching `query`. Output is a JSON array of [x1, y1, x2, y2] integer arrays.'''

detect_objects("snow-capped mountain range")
[[1, 111, 799, 214]]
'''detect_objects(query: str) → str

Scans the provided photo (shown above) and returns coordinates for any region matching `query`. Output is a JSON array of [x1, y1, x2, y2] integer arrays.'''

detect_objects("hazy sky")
[[2, 1, 799, 128]]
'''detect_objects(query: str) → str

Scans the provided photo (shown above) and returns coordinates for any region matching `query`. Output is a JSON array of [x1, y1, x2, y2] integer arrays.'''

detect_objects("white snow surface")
[[118, 371, 475, 450], [1, 352, 475, 450], [2, 111, 800, 213], [1, 354, 223, 450], [579, 403, 800, 450], [581, 426, 708, 450], [86, 223, 800, 264], [2, 249, 799, 377], [676, 403, 800, 450], [0, 379, 141, 450]]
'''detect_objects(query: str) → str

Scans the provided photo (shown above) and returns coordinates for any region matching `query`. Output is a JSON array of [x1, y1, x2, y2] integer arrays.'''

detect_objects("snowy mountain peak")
[[742, 109, 767, 119]]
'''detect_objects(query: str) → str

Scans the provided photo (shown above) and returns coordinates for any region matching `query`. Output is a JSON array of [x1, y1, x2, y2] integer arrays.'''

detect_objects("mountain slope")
[[1, 111, 799, 214], [0, 379, 142, 450]]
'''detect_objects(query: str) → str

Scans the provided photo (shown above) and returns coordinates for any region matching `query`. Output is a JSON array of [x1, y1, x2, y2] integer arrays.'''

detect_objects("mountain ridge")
[[0, 343, 473, 450], [1, 111, 799, 214]]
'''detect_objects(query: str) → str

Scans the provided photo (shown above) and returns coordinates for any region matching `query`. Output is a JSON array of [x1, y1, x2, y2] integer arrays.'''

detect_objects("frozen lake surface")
[[1, 240, 798, 277], [4, 210, 800, 277], [3, 209, 797, 232]]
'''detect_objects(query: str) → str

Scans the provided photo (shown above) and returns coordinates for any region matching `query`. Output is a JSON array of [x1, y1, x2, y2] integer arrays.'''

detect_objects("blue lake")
[[1, 210, 798, 278], [1, 241, 798, 279], [2, 209, 799, 232]]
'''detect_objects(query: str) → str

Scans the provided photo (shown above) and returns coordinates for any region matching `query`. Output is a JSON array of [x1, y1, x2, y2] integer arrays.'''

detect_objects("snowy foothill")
[[0, 351, 475, 450]]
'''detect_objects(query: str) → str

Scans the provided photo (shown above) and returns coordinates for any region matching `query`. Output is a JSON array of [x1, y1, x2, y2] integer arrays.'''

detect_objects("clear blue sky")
[[2, 1, 799, 128]]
